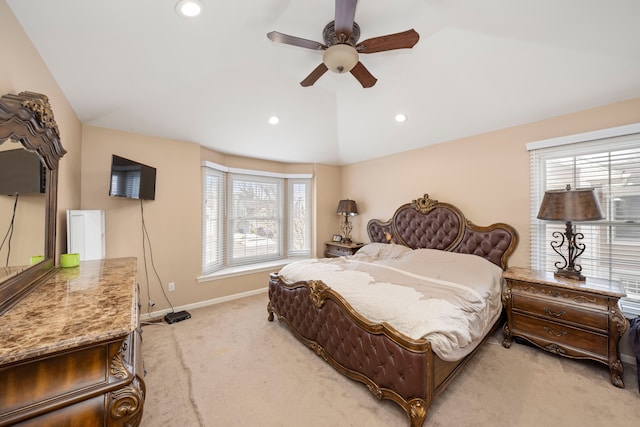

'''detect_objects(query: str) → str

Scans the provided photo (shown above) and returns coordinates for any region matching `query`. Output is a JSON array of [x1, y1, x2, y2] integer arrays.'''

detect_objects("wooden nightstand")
[[502, 267, 628, 388], [324, 241, 364, 258]]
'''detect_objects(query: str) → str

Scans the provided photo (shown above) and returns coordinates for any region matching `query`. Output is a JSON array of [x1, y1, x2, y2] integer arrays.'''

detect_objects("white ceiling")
[[7, 0, 640, 165]]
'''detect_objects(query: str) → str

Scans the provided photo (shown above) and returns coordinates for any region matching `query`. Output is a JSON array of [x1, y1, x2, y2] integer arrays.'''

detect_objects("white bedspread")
[[278, 245, 504, 361]]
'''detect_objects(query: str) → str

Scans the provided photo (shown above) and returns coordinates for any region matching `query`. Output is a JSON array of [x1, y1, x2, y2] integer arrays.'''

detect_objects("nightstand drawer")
[[324, 242, 364, 258], [509, 280, 608, 310], [512, 313, 608, 357], [328, 246, 355, 256], [511, 294, 608, 332]]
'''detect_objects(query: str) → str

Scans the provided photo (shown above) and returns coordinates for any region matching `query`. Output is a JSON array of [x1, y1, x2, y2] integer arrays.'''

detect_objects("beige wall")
[[81, 126, 338, 311], [0, 1, 83, 258], [342, 98, 640, 268], [313, 163, 342, 256]]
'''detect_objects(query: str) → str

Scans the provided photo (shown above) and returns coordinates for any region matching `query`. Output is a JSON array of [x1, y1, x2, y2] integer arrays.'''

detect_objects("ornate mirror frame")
[[0, 91, 66, 314]]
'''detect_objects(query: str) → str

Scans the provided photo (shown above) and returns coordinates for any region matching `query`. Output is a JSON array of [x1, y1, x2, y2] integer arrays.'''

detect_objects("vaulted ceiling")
[[8, 0, 640, 165]]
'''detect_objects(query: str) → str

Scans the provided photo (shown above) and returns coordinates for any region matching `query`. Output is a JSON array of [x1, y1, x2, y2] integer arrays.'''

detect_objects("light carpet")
[[139, 293, 639, 426]]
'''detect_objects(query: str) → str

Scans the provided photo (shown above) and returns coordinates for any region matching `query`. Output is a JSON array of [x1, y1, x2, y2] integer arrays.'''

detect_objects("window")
[[528, 124, 640, 312], [201, 162, 311, 275]]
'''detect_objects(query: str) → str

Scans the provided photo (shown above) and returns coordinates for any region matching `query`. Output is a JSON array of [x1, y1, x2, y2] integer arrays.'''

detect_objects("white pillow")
[[356, 243, 412, 259]]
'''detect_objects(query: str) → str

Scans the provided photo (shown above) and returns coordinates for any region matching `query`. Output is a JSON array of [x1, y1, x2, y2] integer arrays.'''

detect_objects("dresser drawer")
[[512, 313, 608, 358], [511, 294, 608, 332]]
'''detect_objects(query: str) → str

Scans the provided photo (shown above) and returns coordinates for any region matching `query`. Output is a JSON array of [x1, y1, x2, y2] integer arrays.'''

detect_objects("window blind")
[[227, 173, 283, 266], [287, 179, 311, 257], [201, 167, 225, 275], [529, 131, 640, 307]]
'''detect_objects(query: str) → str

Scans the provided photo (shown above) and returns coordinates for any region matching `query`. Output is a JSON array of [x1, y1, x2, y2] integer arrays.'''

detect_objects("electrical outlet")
[[168, 282, 175, 292]]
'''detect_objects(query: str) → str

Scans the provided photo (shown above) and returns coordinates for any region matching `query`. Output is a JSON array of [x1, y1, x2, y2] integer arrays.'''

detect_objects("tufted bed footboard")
[[268, 275, 433, 426], [267, 194, 518, 426], [267, 274, 503, 426]]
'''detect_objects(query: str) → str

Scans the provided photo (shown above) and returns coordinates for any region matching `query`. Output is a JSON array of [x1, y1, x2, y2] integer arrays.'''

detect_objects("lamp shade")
[[336, 199, 358, 216], [323, 44, 359, 74], [537, 185, 604, 222]]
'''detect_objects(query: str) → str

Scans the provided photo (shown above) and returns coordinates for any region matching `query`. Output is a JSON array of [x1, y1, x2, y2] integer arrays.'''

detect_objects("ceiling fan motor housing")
[[323, 21, 360, 46]]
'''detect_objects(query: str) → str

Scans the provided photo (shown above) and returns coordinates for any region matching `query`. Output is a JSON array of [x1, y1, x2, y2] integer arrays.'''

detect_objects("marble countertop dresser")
[[0, 257, 145, 426]]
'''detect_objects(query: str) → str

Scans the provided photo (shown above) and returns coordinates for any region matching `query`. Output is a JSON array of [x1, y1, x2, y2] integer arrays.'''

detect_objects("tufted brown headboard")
[[367, 194, 519, 270]]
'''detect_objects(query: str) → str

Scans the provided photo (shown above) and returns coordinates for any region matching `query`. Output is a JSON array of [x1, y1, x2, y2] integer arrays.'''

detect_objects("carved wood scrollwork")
[[19, 92, 61, 138], [310, 342, 328, 361], [501, 287, 512, 304], [609, 360, 625, 388], [411, 194, 438, 214], [110, 341, 133, 381], [108, 377, 145, 427], [610, 308, 628, 334], [408, 399, 428, 427], [308, 280, 330, 308], [106, 338, 144, 426], [267, 301, 275, 321], [545, 343, 566, 355], [367, 383, 383, 399], [502, 324, 512, 348]]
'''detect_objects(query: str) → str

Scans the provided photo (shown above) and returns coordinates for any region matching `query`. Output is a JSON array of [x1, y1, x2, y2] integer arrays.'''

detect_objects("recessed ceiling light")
[[176, 0, 203, 18], [395, 113, 407, 123], [268, 116, 279, 125]]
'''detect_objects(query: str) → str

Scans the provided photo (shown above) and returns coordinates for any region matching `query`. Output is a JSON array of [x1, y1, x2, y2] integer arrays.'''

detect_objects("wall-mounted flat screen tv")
[[109, 155, 156, 200], [0, 148, 46, 195]]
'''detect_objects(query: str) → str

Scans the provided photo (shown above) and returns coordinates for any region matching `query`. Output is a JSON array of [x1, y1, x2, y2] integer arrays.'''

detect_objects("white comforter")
[[278, 244, 504, 361]]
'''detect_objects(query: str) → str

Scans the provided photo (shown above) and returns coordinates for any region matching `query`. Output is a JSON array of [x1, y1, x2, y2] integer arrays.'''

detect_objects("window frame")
[[527, 123, 640, 316], [201, 161, 312, 277]]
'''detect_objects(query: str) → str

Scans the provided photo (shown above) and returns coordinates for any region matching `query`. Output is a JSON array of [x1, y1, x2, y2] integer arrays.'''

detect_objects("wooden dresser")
[[502, 267, 628, 387], [0, 257, 145, 426]]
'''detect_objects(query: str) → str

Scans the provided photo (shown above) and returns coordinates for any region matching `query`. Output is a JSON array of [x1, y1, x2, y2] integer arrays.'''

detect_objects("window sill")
[[197, 257, 309, 283]]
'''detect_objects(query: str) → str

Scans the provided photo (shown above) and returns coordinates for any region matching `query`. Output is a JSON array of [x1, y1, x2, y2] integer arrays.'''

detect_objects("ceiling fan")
[[267, 0, 419, 88]]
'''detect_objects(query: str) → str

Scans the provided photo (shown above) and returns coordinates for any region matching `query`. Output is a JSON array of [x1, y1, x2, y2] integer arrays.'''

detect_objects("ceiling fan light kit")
[[267, 0, 419, 88], [323, 44, 359, 73]]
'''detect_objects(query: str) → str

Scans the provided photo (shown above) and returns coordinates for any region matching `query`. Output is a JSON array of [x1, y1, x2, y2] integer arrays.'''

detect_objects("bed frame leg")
[[267, 302, 274, 321], [407, 399, 428, 427]]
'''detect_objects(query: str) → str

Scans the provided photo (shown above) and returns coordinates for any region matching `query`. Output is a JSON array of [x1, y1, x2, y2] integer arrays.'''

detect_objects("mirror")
[[0, 141, 47, 282], [0, 92, 66, 315]]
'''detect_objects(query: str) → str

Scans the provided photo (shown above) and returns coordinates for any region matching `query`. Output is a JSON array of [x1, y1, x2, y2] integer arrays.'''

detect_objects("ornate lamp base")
[[550, 221, 588, 282], [554, 268, 586, 282], [340, 216, 353, 244]]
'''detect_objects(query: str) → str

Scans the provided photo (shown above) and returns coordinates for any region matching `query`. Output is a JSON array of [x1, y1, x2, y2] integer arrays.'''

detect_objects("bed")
[[267, 194, 518, 426]]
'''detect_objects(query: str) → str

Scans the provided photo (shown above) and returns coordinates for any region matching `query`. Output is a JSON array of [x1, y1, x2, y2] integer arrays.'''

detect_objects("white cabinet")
[[66, 210, 105, 260]]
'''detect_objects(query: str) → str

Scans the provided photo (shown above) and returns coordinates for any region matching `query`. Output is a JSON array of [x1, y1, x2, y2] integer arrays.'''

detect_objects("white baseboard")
[[140, 287, 268, 321], [621, 353, 637, 367]]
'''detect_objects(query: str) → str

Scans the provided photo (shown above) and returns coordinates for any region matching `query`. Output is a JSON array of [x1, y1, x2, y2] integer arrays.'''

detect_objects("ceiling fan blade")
[[356, 29, 420, 53], [334, 0, 358, 40], [300, 63, 329, 87], [267, 31, 327, 50], [350, 62, 377, 88]]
